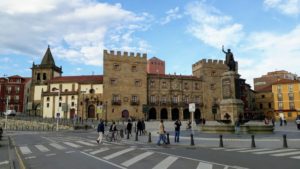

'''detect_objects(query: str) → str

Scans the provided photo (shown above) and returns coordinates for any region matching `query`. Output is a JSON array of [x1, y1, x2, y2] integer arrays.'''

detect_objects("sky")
[[1, 0, 300, 88]]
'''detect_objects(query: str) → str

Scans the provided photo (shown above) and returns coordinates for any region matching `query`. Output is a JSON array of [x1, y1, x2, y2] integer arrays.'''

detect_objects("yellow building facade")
[[272, 79, 300, 121]]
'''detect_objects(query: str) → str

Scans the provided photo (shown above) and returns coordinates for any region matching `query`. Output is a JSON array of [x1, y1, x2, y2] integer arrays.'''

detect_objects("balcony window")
[[277, 85, 282, 93], [289, 102, 295, 110], [172, 96, 178, 104], [288, 93, 294, 101], [150, 80, 155, 88], [150, 95, 156, 103], [162, 81, 167, 88], [184, 83, 189, 90], [288, 84, 293, 93], [278, 102, 283, 110], [277, 93, 283, 101], [132, 95, 138, 102], [161, 96, 167, 103], [6, 87, 11, 94], [15, 87, 20, 94], [195, 96, 200, 103], [183, 97, 189, 104]]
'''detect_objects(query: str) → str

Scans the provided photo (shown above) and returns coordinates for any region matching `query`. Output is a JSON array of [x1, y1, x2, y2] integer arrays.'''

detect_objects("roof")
[[272, 79, 300, 85], [8, 75, 23, 79], [41, 46, 55, 66], [255, 85, 272, 92], [148, 57, 164, 62], [47, 75, 103, 84]]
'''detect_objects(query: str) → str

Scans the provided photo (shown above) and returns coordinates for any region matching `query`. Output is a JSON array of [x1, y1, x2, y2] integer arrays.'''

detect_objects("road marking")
[[290, 156, 300, 159], [50, 143, 66, 150], [196, 162, 213, 169], [272, 151, 300, 157], [254, 149, 297, 155], [238, 148, 270, 153], [121, 151, 154, 167], [20, 146, 32, 155], [81, 151, 126, 169], [152, 156, 178, 169], [35, 145, 50, 152], [76, 141, 96, 147], [45, 153, 56, 157], [24, 156, 36, 160], [83, 149, 94, 152], [65, 151, 76, 154], [41, 137, 57, 143], [63, 142, 81, 148], [90, 148, 110, 155], [103, 148, 135, 160], [225, 148, 249, 152], [0, 161, 9, 165], [212, 148, 225, 150]]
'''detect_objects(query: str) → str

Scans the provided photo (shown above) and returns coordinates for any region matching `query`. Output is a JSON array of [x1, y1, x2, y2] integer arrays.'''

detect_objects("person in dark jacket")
[[127, 120, 133, 137], [174, 119, 181, 142], [137, 119, 143, 136], [96, 120, 105, 144]]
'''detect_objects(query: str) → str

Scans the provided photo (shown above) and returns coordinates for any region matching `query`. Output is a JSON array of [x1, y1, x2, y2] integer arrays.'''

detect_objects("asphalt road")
[[9, 130, 299, 169]]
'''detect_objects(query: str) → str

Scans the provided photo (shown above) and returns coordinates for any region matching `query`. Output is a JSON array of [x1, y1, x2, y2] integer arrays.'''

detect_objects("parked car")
[[4, 110, 16, 116], [296, 115, 300, 130]]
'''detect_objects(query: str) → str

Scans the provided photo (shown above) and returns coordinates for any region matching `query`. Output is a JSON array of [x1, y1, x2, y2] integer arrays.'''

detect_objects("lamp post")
[[52, 87, 60, 131], [4, 97, 8, 130]]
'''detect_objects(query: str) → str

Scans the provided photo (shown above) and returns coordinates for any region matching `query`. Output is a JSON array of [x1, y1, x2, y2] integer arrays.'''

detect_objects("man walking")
[[174, 119, 181, 142], [157, 120, 167, 145], [126, 120, 133, 137], [96, 120, 105, 144]]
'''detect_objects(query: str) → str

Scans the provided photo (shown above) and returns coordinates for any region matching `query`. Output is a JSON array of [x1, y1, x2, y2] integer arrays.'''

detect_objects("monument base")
[[220, 99, 244, 124]]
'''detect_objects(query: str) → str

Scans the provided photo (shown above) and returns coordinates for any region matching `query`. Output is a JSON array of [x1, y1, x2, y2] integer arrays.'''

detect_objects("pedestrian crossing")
[[18, 139, 240, 169], [211, 147, 300, 160]]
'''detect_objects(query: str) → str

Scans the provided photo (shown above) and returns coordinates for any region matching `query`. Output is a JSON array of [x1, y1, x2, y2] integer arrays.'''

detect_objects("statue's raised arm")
[[222, 45, 227, 54]]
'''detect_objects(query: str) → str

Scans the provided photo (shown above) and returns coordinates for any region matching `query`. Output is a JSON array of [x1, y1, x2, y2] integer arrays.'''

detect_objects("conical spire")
[[41, 45, 55, 65]]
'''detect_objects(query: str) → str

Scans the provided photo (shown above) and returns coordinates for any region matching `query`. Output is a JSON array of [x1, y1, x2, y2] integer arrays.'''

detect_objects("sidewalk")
[[0, 135, 10, 169]]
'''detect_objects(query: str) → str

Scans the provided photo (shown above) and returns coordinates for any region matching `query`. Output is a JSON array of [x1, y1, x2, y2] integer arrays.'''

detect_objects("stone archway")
[[171, 108, 179, 121], [183, 108, 190, 120], [160, 108, 168, 119], [88, 105, 95, 118], [148, 107, 157, 120], [122, 109, 129, 119], [194, 108, 201, 120]]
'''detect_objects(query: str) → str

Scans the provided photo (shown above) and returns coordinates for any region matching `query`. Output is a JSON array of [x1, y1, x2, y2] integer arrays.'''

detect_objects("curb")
[[9, 136, 27, 169]]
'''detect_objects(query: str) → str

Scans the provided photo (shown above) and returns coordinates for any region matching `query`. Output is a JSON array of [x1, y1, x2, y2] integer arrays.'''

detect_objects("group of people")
[[157, 119, 182, 145]]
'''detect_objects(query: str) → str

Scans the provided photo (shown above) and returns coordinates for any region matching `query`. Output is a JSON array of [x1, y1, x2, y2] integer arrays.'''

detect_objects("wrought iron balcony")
[[130, 100, 140, 105], [111, 100, 122, 105]]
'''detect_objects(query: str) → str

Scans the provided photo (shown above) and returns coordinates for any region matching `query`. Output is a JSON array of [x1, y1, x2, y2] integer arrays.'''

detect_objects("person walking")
[[141, 119, 146, 135], [96, 120, 105, 144], [109, 121, 117, 141], [157, 120, 167, 145], [126, 120, 133, 137], [174, 119, 181, 143], [137, 119, 143, 136]]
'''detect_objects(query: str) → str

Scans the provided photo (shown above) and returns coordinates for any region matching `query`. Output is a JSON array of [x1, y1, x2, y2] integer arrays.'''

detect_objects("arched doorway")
[[160, 108, 168, 119], [70, 108, 75, 119], [122, 109, 129, 119], [88, 105, 95, 118], [172, 108, 179, 120], [183, 108, 190, 120], [194, 108, 201, 120], [148, 108, 157, 120]]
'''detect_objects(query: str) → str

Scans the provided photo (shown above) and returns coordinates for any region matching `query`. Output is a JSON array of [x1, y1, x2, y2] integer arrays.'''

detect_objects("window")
[[183, 96, 189, 103], [59, 96, 62, 101], [71, 96, 75, 100], [211, 71, 216, 76], [132, 65, 137, 72], [135, 80, 141, 87], [161, 96, 167, 103], [15, 96, 19, 101], [47, 103, 49, 108], [110, 78, 117, 85], [260, 103, 263, 109], [112, 95, 120, 102], [288, 84, 293, 93], [71, 102, 75, 106], [195, 83, 199, 90], [195, 96, 200, 103], [132, 95, 138, 102], [37, 73, 40, 81], [172, 96, 178, 103], [162, 81, 167, 88], [261, 95, 265, 98], [277, 85, 282, 93], [7, 96, 11, 101], [184, 82, 189, 90], [6, 87, 11, 94], [150, 95, 156, 103], [46, 97, 50, 101], [43, 73, 47, 80], [150, 80, 155, 88], [59, 102, 62, 107], [289, 102, 295, 110], [15, 87, 20, 94], [268, 103, 272, 108], [277, 93, 283, 101], [210, 83, 215, 90], [113, 63, 120, 70], [278, 102, 283, 110], [288, 93, 294, 101]]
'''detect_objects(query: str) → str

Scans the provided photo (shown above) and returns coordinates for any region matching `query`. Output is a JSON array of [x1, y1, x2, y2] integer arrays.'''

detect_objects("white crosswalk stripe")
[[90, 147, 110, 155], [224, 148, 249, 152], [121, 151, 154, 167], [103, 148, 135, 160], [152, 156, 178, 169], [0, 161, 9, 166], [272, 151, 300, 157], [196, 162, 213, 169], [35, 145, 50, 152], [212, 147, 225, 150], [50, 143, 66, 150], [254, 149, 297, 155], [76, 140, 96, 147], [290, 156, 300, 159], [238, 148, 270, 153], [63, 142, 81, 148], [20, 146, 32, 155]]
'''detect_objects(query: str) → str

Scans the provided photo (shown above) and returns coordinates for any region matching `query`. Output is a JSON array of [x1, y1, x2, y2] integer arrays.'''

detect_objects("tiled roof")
[[47, 75, 103, 84], [148, 57, 164, 62], [272, 79, 300, 85], [8, 75, 23, 79], [255, 85, 272, 92]]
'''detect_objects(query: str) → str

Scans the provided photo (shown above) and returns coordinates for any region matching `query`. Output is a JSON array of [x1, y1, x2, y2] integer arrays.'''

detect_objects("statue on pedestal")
[[222, 45, 236, 71]]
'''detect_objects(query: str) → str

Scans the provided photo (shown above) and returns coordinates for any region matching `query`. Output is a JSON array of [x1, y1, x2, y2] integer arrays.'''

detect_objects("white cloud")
[[0, 0, 152, 66], [264, 0, 300, 16], [185, 1, 244, 48], [161, 7, 182, 25]]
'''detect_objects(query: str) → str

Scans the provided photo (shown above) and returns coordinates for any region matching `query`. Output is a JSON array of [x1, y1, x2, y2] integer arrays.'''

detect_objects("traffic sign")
[[189, 103, 195, 112]]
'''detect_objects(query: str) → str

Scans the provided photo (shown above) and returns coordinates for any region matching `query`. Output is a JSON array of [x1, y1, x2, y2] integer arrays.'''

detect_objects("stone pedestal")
[[220, 71, 244, 124]]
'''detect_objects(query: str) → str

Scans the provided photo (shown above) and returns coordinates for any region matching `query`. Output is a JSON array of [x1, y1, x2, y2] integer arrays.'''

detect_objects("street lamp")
[[52, 87, 60, 131], [4, 97, 8, 130]]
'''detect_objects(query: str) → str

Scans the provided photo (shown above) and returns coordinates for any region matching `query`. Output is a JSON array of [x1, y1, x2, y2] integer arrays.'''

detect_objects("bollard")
[[127, 130, 130, 139], [135, 131, 138, 141], [148, 132, 152, 143], [251, 135, 256, 148], [219, 135, 224, 147], [166, 133, 170, 145], [190, 134, 195, 146], [283, 134, 288, 148]]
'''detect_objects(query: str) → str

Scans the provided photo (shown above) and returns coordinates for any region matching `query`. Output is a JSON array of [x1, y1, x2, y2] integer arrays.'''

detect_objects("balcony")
[[111, 100, 122, 105], [130, 100, 140, 106]]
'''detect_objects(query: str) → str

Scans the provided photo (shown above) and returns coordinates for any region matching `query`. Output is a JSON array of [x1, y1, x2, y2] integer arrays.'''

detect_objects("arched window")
[[43, 73, 47, 80]]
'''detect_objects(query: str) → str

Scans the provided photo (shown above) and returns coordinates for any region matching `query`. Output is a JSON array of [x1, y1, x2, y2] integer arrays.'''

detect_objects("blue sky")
[[1, 0, 300, 87]]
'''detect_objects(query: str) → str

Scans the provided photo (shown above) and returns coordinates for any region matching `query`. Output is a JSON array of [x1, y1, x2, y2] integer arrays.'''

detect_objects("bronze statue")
[[222, 45, 236, 71]]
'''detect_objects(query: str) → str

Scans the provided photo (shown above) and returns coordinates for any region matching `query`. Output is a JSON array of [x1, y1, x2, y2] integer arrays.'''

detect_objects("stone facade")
[[103, 50, 148, 120]]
